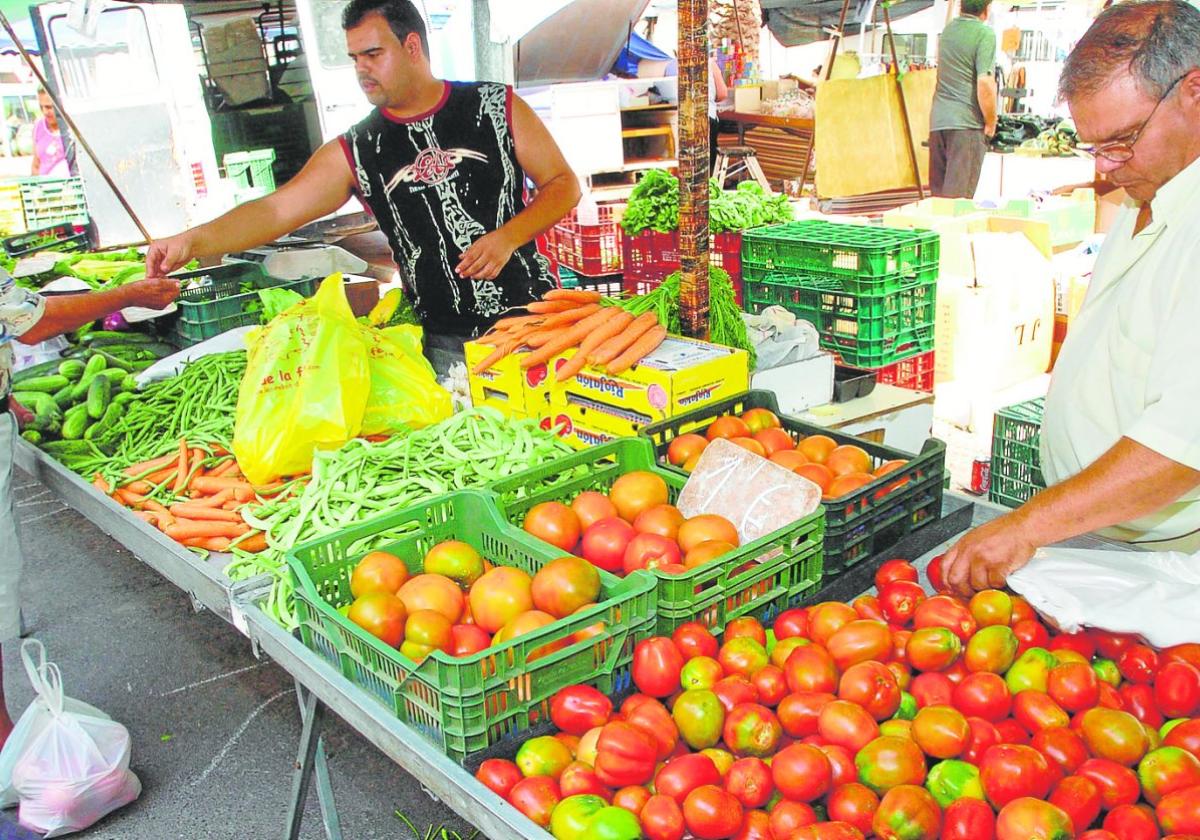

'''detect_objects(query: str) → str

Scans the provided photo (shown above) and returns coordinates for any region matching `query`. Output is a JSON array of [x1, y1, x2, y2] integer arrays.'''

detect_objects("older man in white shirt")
[[945, 0, 1200, 594]]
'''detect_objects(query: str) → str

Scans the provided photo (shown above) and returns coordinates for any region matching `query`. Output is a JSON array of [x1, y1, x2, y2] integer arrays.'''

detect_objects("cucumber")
[[80, 331, 155, 345], [57, 359, 86, 381], [10, 391, 54, 414], [51, 384, 73, 409], [41, 439, 95, 460], [121, 375, 139, 393], [12, 359, 67, 384], [94, 351, 133, 372], [20, 429, 42, 445], [15, 374, 70, 394], [111, 392, 136, 408], [61, 409, 90, 440], [85, 402, 123, 441], [86, 375, 111, 420], [27, 412, 61, 437], [83, 354, 108, 377]]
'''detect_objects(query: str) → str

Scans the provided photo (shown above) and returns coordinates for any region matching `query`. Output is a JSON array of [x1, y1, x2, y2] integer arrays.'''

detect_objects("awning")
[[512, 0, 651, 87], [760, 0, 936, 47], [611, 30, 670, 76]]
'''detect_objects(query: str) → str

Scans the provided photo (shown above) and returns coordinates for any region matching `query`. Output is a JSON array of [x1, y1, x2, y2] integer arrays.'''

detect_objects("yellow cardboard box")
[[551, 336, 750, 438], [464, 340, 563, 418]]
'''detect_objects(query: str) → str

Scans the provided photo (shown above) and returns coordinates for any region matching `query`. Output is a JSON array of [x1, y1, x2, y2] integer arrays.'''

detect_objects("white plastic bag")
[[0, 640, 141, 836], [1007, 547, 1200, 648]]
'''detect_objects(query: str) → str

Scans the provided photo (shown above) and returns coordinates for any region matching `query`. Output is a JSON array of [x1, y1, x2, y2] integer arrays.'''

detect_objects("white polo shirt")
[[1041, 154, 1200, 550]]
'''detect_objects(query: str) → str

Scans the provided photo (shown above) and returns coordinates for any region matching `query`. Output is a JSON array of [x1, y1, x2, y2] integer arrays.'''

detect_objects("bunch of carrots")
[[92, 439, 297, 553], [471, 289, 668, 381]]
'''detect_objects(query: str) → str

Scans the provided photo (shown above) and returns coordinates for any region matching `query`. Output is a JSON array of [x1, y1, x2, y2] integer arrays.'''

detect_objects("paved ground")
[[2, 468, 480, 840]]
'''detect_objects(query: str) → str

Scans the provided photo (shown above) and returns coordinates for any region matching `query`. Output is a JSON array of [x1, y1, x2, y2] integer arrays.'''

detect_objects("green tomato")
[[925, 759, 985, 808], [551, 795, 607, 840], [672, 689, 725, 750], [1093, 657, 1122, 687], [1162, 718, 1189, 738], [1006, 647, 1057, 694], [892, 692, 918, 721], [588, 805, 642, 840]]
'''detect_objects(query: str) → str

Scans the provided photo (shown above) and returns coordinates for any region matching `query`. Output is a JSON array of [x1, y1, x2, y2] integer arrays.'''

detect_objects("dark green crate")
[[744, 268, 937, 367], [169, 261, 318, 347], [641, 390, 946, 575], [488, 437, 825, 635], [989, 397, 1046, 509], [741, 220, 939, 290], [288, 489, 657, 762]]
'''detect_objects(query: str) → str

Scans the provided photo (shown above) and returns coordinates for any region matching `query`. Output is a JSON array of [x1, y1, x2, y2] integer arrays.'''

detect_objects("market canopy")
[[508, 0, 652, 86], [760, 0, 936, 46]]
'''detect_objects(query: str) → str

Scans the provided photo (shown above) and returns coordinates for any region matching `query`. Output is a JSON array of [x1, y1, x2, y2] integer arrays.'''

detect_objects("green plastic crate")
[[224, 149, 277, 205], [989, 397, 1046, 509], [19, 176, 88, 228], [489, 437, 825, 634], [744, 268, 937, 368], [288, 489, 657, 762], [741, 220, 939, 293], [168, 261, 319, 347], [641, 391, 946, 575]]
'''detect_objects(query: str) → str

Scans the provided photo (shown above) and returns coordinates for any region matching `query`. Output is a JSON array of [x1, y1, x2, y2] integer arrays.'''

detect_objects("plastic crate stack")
[[169, 260, 318, 348], [541, 203, 624, 296], [621, 230, 745, 306], [0, 176, 90, 233], [740, 220, 940, 391], [989, 397, 1047, 509]]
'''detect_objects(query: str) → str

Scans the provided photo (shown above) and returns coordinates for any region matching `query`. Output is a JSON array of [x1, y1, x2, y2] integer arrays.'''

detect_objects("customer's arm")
[[17, 279, 180, 345], [944, 437, 1200, 595], [978, 75, 998, 138]]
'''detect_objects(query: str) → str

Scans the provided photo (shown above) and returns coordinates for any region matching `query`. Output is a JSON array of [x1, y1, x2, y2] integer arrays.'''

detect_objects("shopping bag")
[[233, 273, 371, 483], [0, 640, 140, 836], [359, 325, 453, 436], [1007, 547, 1200, 647]]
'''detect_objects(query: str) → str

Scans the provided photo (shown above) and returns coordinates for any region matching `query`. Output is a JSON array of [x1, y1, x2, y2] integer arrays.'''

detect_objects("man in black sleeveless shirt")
[[145, 0, 580, 372]]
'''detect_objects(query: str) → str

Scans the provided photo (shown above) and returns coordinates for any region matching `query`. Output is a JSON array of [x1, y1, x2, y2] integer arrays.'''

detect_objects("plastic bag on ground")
[[359, 325, 452, 436], [233, 273, 371, 484], [1007, 546, 1200, 647], [0, 640, 140, 836]]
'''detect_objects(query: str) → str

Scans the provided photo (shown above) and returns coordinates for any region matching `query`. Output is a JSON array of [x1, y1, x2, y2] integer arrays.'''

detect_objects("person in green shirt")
[[930, 0, 999, 197]]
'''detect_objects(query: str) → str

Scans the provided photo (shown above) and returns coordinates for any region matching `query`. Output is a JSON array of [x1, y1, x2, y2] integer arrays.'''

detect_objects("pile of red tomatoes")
[[522, 470, 742, 577], [475, 557, 1200, 840]]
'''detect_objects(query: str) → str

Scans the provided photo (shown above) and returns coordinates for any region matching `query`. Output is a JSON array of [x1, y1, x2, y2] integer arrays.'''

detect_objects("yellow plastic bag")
[[233, 274, 370, 483], [359, 325, 453, 435]]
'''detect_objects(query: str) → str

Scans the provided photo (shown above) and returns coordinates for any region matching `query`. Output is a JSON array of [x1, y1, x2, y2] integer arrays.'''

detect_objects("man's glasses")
[[1076, 73, 1187, 163]]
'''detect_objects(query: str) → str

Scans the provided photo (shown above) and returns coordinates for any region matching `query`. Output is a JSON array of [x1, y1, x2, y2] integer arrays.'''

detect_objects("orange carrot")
[[145, 466, 177, 485], [233, 532, 269, 553], [520, 307, 623, 369], [222, 500, 244, 511], [169, 503, 244, 523], [191, 476, 255, 495], [606, 325, 667, 375], [93, 474, 112, 494], [123, 480, 153, 495], [208, 460, 239, 478], [523, 328, 561, 349], [164, 519, 250, 541], [132, 511, 156, 524], [233, 486, 255, 503], [179, 536, 233, 551], [114, 488, 147, 508], [170, 439, 189, 495], [544, 288, 602, 304], [471, 337, 521, 374], [491, 313, 544, 332], [556, 310, 634, 381], [537, 303, 603, 329], [588, 312, 660, 366], [209, 445, 230, 456], [122, 452, 180, 478], [189, 488, 235, 508], [526, 300, 577, 314]]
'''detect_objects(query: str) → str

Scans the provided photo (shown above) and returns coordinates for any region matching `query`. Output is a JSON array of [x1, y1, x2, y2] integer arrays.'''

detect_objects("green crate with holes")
[[990, 397, 1046, 509]]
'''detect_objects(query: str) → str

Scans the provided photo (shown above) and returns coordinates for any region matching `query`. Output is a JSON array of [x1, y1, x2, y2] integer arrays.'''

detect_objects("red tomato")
[[994, 718, 1032, 745], [774, 608, 810, 640], [785, 644, 840, 694], [772, 743, 833, 802], [778, 691, 837, 738], [609, 471, 669, 523], [751, 665, 787, 707], [476, 758, 522, 798], [941, 798, 997, 840], [655, 753, 722, 805], [1009, 596, 1036, 625], [1047, 661, 1101, 713], [995, 797, 1076, 840], [818, 700, 881, 753], [581, 518, 636, 574], [769, 801, 819, 838], [523, 501, 581, 552], [906, 627, 962, 673], [450, 623, 491, 657], [1081, 708, 1150, 766], [1103, 803, 1161, 840], [633, 638, 686, 698], [963, 717, 1003, 765], [1157, 661, 1200, 719], [1078, 757, 1142, 810], [827, 783, 880, 836], [623, 533, 683, 575], [943, 658, 970, 685], [878, 581, 926, 627], [1013, 620, 1051, 655], [790, 822, 868, 840], [855, 735, 928, 793], [1091, 630, 1139, 661], [1119, 644, 1161, 685], [876, 559, 919, 588], [954, 672, 1012, 722], [853, 594, 887, 622], [1121, 682, 1165, 728], [839, 661, 902, 721], [926, 554, 948, 592], [911, 672, 955, 708], [820, 743, 859, 789], [550, 686, 613, 735], [682, 784, 744, 840], [594, 721, 658, 787], [508, 776, 561, 826], [1050, 775, 1103, 834], [719, 638, 770, 679], [559, 761, 611, 799], [809, 602, 859, 646], [1033, 727, 1089, 776], [913, 595, 977, 643], [872, 784, 942, 840], [732, 809, 772, 840], [624, 696, 680, 760], [1155, 783, 1200, 834], [887, 659, 912, 692], [969, 590, 1014, 628], [1049, 632, 1097, 661], [571, 491, 619, 530], [1013, 691, 1070, 734], [1164, 719, 1200, 759], [1078, 833, 1120, 840], [1098, 682, 1127, 711], [713, 675, 759, 713], [1140, 746, 1200, 806], [673, 622, 720, 661], [641, 793, 686, 840], [827, 620, 893, 671], [723, 703, 782, 758], [725, 757, 773, 809], [912, 705, 970, 759], [980, 744, 1054, 808], [634, 503, 685, 541], [725, 617, 767, 647]]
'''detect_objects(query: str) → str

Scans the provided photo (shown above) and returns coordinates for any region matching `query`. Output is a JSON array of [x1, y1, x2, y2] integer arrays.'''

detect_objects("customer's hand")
[[985, 121, 998, 140], [942, 511, 1038, 596], [145, 231, 197, 279], [124, 277, 181, 310], [9, 396, 33, 430], [457, 230, 516, 281]]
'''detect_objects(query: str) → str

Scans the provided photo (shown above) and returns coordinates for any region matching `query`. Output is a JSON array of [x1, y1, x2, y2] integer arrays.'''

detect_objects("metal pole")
[[882, 4, 926, 199], [0, 10, 152, 241], [796, 0, 853, 196], [679, 0, 710, 339]]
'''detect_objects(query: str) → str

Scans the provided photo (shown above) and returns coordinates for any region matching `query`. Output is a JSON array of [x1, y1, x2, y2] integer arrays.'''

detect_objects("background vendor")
[[144, 0, 580, 375], [945, 0, 1200, 594], [1, 275, 179, 749]]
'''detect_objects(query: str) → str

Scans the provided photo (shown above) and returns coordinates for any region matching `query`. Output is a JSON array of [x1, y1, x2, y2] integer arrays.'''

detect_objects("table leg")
[[285, 682, 344, 840]]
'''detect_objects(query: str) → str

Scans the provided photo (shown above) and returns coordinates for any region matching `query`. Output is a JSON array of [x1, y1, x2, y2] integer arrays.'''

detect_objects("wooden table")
[[720, 111, 816, 189]]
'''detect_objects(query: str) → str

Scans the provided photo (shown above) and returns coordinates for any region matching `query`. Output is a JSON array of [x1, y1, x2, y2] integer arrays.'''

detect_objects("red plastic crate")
[[873, 350, 935, 392], [546, 204, 624, 276], [620, 230, 743, 305]]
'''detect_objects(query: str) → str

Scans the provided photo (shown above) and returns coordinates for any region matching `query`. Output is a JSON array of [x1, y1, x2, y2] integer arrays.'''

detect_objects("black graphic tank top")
[[340, 81, 554, 336]]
